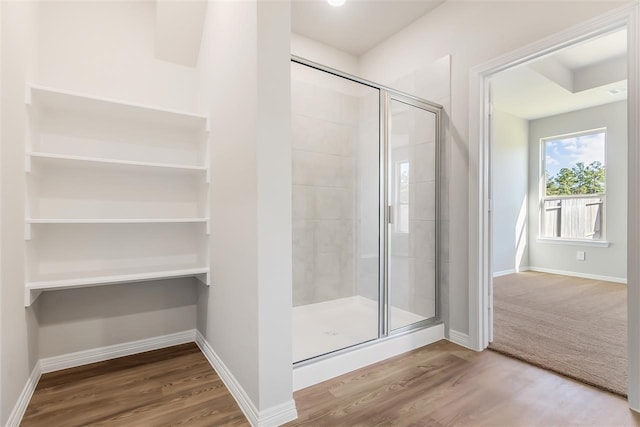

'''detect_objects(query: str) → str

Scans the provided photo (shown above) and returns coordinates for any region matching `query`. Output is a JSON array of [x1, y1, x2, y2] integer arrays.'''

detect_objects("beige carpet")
[[489, 271, 627, 396]]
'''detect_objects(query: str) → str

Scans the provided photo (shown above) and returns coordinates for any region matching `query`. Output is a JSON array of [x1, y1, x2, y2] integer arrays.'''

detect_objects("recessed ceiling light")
[[328, 0, 346, 7]]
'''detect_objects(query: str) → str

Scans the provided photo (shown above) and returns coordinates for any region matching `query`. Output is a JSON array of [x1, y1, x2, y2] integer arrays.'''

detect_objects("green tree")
[[545, 161, 605, 196]]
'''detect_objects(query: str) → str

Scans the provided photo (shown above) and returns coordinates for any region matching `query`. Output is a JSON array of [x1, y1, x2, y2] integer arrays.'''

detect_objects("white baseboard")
[[40, 329, 197, 373], [195, 331, 297, 427], [5, 363, 41, 427], [256, 401, 299, 427], [527, 266, 627, 284], [493, 269, 517, 278], [493, 267, 531, 278], [448, 329, 473, 350], [293, 323, 444, 391]]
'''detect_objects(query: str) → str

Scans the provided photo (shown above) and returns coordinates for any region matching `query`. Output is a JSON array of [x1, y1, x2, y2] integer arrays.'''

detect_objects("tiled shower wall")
[[355, 93, 381, 302], [291, 71, 358, 306]]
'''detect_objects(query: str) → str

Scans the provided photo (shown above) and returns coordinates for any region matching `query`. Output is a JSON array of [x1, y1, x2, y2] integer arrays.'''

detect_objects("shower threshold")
[[293, 295, 427, 363]]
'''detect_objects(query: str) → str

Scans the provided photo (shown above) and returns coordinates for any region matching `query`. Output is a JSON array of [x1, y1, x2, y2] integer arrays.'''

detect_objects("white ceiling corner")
[[154, 0, 207, 68], [291, 0, 445, 56], [492, 29, 628, 120]]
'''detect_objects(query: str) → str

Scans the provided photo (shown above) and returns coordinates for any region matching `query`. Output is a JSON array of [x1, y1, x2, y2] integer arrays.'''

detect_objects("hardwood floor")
[[288, 340, 639, 427], [22, 340, 640, 426], [21, 343, 249, 427]]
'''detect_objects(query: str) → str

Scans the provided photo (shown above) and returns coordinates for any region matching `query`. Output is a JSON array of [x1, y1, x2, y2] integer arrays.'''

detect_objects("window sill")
[[536, 238, 610, 248]]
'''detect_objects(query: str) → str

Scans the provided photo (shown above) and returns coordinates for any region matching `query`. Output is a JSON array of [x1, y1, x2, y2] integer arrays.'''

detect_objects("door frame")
[[468, 3, 640, 409]]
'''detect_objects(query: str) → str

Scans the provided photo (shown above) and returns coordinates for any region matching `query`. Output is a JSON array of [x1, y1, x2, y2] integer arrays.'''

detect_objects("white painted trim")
[[40, 329, 197, 373], [469, 2, 640, 409], [536, 237, 610, 248], [448, 329, 473, 350], [627, 2, 640, 413], [195, 331, 259, 424], [256, 401, 299, 427], [195, 331, 297, 427], [5, 364, 41, 427], [494, 266, 626, 283], [293, 323, 444, 391], [493, 269, 517, 278], [528, 266, 627, 284]]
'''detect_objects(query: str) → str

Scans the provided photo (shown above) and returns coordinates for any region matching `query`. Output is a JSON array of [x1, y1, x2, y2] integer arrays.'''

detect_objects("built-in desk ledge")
[[536, 237, 611, 248], [24, 266, 209, 306]]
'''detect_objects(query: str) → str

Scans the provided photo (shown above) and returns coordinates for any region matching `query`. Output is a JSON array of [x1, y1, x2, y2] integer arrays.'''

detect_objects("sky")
[[544, 131, 606, 178]]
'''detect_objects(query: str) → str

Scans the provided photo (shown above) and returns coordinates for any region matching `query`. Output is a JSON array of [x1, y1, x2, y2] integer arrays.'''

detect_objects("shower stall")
[[291, 57, 441, 363]]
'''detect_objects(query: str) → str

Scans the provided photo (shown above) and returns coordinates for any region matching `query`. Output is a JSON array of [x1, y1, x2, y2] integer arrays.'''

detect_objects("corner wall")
[[492, 110, 529, 275], [528, 101, 627, 280], [197, 0, 295, 422], [1, 1, 40, 423]]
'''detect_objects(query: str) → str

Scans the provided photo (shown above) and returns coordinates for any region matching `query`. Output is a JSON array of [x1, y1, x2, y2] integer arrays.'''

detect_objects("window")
[[541, 129, 606, 240]]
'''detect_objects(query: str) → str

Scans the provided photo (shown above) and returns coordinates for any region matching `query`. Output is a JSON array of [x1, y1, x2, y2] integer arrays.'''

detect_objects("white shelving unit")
[[24, 84, 211, 306], [28, 151, 209, 173], [26, 218, 209, 224]]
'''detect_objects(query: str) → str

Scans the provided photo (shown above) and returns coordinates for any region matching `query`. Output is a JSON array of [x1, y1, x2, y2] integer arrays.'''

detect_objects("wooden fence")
[[543, 196, 603, 239]]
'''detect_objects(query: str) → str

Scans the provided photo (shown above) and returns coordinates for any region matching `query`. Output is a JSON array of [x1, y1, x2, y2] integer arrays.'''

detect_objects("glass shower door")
[[291, 61, 381, 362], [387, 97, 438, 331]]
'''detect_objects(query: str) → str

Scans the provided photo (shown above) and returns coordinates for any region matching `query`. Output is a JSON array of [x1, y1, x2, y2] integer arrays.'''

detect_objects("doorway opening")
[[469, 4, 640, 407], [488, 29, 628, 395]]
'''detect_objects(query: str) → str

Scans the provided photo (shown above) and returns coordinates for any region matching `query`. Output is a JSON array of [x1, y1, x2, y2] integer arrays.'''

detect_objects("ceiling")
[[492, 30, 627, 120], [554, 30, 627, 69], [291, 0, 445, 56]]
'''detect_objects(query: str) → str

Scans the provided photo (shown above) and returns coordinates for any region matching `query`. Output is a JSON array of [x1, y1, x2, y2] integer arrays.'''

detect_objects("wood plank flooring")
[[288, 340, 640, 426], [22, 340, 640, 426], [21, 343, 249, 427]]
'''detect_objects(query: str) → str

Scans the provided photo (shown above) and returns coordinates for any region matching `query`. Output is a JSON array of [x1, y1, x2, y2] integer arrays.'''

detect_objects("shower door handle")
[[388, 205, 393, 224]]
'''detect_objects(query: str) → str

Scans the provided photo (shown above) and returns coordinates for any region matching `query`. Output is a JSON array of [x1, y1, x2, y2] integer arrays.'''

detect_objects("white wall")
[[198, 0, 295, 415], [358, 0, 626, 334], [291, 33, 359, 75], [1, 2, 40, 423], [493, 110, 529, 275], [528, 101, 627, 280], [37, 1, 200, 112], [37, 280, 197, 358]]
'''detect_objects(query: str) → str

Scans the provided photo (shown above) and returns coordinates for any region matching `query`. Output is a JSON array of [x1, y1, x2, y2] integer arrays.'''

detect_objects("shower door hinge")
[[388, 205, 393, 224]]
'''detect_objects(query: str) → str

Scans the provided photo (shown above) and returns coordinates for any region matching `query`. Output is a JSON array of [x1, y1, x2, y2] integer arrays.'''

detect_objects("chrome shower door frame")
[[291, 55, 443, 362]]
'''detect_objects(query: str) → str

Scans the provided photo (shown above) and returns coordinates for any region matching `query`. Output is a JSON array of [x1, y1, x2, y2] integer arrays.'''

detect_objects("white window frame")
[[539, 128, 607, 244]]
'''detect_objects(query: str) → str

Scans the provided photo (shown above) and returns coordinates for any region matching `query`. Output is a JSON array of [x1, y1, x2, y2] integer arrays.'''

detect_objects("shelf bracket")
[[25, 85, 32, 106], [25, 222, 32, 241], [195, 272, 210, 286], [24, 288, 43, 307]]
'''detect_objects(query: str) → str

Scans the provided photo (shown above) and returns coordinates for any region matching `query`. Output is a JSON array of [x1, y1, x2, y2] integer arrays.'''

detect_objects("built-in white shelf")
[[24, 83, 211, 306], [25, 266, 209, 306], [27, 84, 209, 132], [27, 152, 208, 174], [26, 218, 209, 224]]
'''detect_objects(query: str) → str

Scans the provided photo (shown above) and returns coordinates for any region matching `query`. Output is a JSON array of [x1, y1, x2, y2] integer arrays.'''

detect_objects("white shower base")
[[293, 295, 426, 362]]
